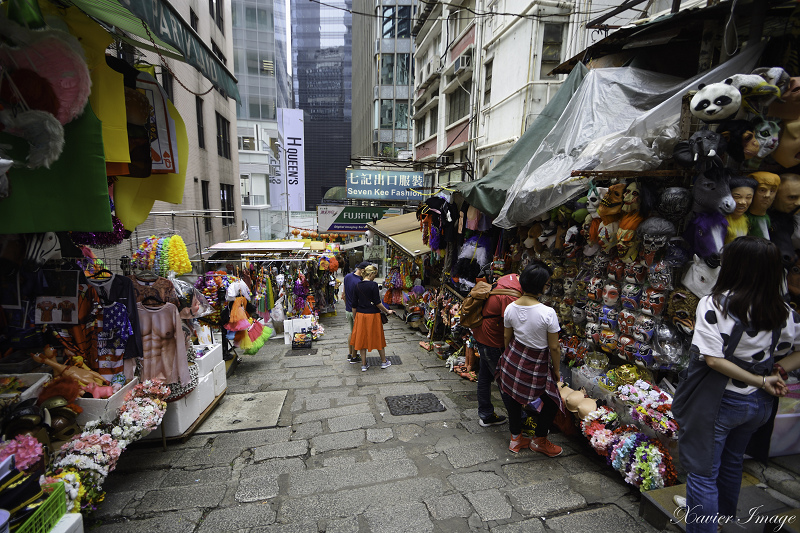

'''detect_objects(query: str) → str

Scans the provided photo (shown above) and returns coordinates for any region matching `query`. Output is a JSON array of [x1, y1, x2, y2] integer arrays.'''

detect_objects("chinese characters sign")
[[346, 170, 424, 201]]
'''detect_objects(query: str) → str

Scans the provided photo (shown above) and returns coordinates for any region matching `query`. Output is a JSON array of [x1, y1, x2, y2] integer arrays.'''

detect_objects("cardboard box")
[[74, 378, 138, 426], [194, 343, 222, 376], [212, 361, 226, 397], [0, 373, 51, 403]]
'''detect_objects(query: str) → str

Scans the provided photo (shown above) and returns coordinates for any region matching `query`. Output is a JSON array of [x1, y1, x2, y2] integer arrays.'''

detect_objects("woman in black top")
[[351, 265, 394, 371]]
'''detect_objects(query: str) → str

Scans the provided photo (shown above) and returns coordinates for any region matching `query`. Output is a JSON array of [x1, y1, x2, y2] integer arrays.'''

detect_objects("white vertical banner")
[[278, 108, 306, 212]]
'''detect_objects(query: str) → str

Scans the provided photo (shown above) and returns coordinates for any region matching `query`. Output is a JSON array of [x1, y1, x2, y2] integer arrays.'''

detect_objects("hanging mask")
[[622, 182, 640, 213], [558, 301, 571, 322], [648, 260, 673, 291], [653, 322, 686, 368], [667, 288, 700, 336], [620, 283, 643, 310], [633, 314, 656, 343], [572, 303, 587, 325], [599, 305, 619, 331], [598, 221, 619, 253], [563, 277, 576, 295], [637, 217, 676, 254], [607, 257, 626, 281], [634, 342, 655, 368], [640, 287, 667, 317], [591, 254, 611, 277], [624, 261, 648, 284], [574, 278, 588, 300], [586, 300, 603, 323], [587, 277, 604, 301], [550, 278, 565, 297], [602, 282, 620, 307], [585, 321, 601, 344], [618, 309, 637, 336], [585, 183, 607, 218], [656, 187, 692, 225], [599, 328, 619, 354], [752, 116, 780, 159], [597, 183, 626, 222], [618, 334, 637, 363]]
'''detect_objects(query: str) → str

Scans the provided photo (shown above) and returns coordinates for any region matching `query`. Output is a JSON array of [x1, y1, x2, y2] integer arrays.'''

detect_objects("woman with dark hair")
[[676, 236, 800, 532], [496, 261, 565, 456], [351, 265, 395, 372]]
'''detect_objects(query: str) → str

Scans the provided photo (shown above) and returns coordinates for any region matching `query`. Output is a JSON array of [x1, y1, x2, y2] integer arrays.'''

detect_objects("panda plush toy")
[[690, 79, 741, 123]]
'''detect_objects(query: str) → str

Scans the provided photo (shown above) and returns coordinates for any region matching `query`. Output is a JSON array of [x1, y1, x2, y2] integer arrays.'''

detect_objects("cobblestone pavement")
[[86, 301, 794, 532]]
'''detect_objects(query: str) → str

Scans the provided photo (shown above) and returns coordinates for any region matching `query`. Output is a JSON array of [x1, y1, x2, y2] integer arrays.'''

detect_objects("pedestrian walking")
[[497, 261, 564, 457], [470, 270, 522, 428], [673, 237, 800, 533], [342, 261, 369, 362], [351, 265, 394, 371]]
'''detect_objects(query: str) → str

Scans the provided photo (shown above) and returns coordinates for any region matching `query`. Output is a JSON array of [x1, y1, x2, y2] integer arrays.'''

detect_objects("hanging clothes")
[[137, 302, 190, 385], [128, 275, 180, 307], [86, 273, 143, 360], [97, 302, 132, 386]]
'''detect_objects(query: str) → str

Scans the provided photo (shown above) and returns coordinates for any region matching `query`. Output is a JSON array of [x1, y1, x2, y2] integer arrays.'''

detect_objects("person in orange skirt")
[[351, 265, 395, 371]]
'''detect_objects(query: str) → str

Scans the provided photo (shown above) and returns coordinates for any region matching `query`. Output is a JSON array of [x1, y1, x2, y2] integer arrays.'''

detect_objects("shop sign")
[[119, 0, 240, 102], [317, 206, 402, 233], [346, 170, 424, 201], [364, 244, 386, 261], [278, 109, 306, 212]]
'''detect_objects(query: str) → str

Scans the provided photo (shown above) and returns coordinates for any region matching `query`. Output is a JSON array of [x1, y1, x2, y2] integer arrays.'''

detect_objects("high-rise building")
[[352, 0, 414, 160], [291, 0, 353, 210], [231, 0, 293, 239]]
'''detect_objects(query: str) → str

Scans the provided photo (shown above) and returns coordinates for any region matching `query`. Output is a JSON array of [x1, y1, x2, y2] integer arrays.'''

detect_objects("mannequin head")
[[772, 174, 800, 215], [728, 176, 758, 219], [749, 172, 781, 216]]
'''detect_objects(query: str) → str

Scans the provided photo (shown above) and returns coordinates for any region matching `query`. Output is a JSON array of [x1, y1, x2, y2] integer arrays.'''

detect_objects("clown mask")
[[641, 287, 667, 317], [602, 282, 620, 307], [620, 283, 643, 310], [618, 309, 637, 336], [622, 182, 640, 213], [616, 227, 639, 263]]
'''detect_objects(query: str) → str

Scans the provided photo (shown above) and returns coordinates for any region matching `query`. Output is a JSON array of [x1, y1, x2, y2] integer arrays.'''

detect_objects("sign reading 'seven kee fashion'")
[[346, 170, 424, 200]]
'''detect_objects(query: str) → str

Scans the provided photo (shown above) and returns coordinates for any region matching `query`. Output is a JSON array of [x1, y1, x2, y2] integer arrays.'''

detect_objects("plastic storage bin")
[[16, 482, 66, 533]]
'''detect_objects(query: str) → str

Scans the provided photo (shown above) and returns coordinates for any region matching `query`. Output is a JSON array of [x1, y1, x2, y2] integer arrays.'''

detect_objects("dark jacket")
[[353, 280, 381, 314]]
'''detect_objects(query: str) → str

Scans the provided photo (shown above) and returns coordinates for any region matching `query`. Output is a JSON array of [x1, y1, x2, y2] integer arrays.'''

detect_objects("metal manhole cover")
[[285, 348, 318, 357], [366, 355, 402, 367], [384, 393, 446, 416]]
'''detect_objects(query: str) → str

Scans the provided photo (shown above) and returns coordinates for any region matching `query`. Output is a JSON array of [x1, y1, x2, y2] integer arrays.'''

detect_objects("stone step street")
[[86, 301, 798, 532]]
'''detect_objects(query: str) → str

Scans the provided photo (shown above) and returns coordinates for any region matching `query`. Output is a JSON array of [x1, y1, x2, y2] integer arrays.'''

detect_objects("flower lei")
[[168, 235, 192, 275]]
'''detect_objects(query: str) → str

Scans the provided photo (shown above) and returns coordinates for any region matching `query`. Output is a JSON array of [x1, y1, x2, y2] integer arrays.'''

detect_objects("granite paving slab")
[[253, 439, 309, 461], [137, 483, 226, 513], [465, 489, 513, 521], [363, 501, 434, 533], [195, 390, 287, 433], [236, 474, 280, 502], [287, 458, 417, 496], [544, 504, 655, 532], [196, 502, 277, 532], [506, 480, 587, 516], [425, 493, 474, 520], [87, 510, 204, 533]]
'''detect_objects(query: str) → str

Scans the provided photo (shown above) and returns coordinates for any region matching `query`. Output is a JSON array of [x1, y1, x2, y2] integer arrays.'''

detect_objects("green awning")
[[68, 0, 240, 102], [455, 63, 588, 217]]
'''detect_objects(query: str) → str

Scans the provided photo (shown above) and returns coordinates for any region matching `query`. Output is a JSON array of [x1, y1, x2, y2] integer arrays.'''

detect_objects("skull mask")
[[602, 282, 620, 307], [618, 309, 637, 336], [641, 287, 667, 317], [620, 283, 643, 310], [637, 217, 676, 254], [633, 314, 656, 343]]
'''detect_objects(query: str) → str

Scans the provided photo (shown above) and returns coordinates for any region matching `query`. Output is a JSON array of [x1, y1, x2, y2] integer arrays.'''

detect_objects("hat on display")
[[356, 261, 371, 269]]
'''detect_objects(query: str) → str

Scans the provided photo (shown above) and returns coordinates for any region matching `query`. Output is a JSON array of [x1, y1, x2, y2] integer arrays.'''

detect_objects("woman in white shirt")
[[497, 261, 565, 457]]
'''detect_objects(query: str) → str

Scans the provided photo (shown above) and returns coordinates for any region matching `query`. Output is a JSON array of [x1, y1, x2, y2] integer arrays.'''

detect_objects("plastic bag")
[[271, 296, 285, 334], [171, 277, 214, 319]]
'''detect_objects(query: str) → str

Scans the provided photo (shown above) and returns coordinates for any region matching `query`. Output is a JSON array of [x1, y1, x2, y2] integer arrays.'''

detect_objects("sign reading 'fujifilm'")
[[346, 170, 424, 201]]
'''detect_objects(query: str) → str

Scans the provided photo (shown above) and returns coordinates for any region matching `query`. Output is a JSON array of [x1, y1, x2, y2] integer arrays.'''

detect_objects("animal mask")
[[682, 254, 719, 297], [667, 287, 700, 336], [751, 117, 780, 159], [673, 129, 726, 169], [692, 168, 736, 214], [523, 224, 543, 249], [729, 73, 781, 115], [690, 79, 741, 123], [716, 119, 761, 162]]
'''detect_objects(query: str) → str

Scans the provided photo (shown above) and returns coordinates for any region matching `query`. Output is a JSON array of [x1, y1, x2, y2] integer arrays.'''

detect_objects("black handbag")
[[380, 313, 389, 325]]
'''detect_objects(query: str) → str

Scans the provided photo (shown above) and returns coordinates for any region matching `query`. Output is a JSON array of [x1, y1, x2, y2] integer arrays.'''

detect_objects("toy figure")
[[31, 346, 108, 386], [601, 282, 620, 307], [620, 283, 642, 310], [640, 287, 667, 317], [637, 216, 676, 266], [618, 309, 637, 336], [725, 176, 757, 244], [622, 182, 640, 213], [746, 171, 780, 239], [689, 79, 741, 123], [616, 213, 644, 263], [667, 287, 701, 336]]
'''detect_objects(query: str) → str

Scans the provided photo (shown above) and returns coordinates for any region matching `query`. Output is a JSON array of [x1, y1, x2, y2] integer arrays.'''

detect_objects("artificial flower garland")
[[616, 379, 678, 438], [132, 235, 192, 276]]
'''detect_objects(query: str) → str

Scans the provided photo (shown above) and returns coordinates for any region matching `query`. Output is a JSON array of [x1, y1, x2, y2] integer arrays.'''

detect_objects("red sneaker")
[[530, 436, 562, 457], [509, 434, 531, 453]]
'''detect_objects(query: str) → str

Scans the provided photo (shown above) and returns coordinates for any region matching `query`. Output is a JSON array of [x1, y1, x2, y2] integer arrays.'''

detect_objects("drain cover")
[[385, 393, 446, 416], [285, 348, 318, 357], [366, 355, 402, 366]]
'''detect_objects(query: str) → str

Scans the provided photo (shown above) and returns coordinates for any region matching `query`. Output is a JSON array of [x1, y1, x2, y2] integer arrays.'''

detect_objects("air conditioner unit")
[[436, 155, 453, 165], [454, 54, 472, 75]]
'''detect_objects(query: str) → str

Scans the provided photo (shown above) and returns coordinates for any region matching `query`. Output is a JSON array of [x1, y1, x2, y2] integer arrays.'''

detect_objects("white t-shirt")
[[691, 295, 800, 394], [504, 302, 560, 350]]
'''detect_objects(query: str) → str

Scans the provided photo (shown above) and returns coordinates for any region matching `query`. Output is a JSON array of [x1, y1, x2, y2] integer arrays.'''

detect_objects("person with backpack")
[[464, 269, 522, 428], [497, 261, 564, 456]]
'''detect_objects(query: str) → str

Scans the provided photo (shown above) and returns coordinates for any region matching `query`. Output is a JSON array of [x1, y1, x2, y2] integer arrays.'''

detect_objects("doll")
[[724, 176, 757, 244]]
